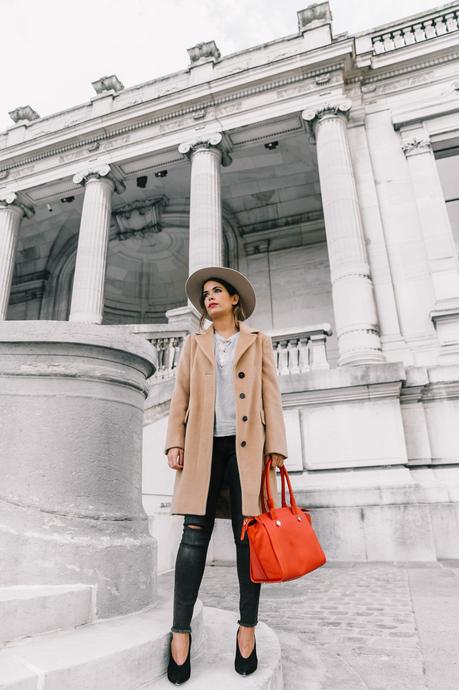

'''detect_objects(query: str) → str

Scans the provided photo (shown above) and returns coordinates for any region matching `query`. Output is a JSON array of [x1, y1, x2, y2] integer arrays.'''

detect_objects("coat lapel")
[[195, 321, 258, 369]]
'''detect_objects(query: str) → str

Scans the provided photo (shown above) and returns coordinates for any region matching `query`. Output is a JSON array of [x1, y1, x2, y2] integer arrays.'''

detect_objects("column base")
[[338, 348, 386, 366]]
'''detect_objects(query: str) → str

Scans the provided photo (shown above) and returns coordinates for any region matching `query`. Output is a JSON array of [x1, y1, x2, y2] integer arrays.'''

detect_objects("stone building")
[[1, 2, 459, 687]]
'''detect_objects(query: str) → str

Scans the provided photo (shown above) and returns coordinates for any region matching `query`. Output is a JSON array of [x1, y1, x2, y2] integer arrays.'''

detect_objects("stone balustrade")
[[106, 323, 333, 382], [371, 7, 459, 54], [268, 324, 332, 375]]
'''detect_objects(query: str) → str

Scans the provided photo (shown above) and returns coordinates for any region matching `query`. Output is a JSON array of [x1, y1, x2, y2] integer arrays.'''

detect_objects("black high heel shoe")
[[235, 627, 258, 676], [167, 632, 192, 685]]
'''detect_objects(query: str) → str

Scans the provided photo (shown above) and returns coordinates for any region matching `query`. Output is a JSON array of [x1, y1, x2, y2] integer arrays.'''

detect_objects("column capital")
[[178, 131, 232, 166], [0, 190, 34, 218], [302, 98, 352, 133], [402, 137, 432, 157], [73, 163, 125, 193]]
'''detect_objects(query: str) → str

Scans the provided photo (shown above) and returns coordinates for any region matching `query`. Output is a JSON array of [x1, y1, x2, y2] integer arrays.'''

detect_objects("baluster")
[[445, 12, 458, 32], [393, 30, 405, 48], [298, 337, 310, 373], [382, 32, 395, 51], [402, 26, 416, 45], [272, 340, 281, 376], [424, 19, 436, 39], [278, 339, 289, 376], [413, 22, 426, 42], [434, 16, 447, 35], [373, 36, 385, 54], [309, 334, 329, 371], [288, 338, 300, 375]]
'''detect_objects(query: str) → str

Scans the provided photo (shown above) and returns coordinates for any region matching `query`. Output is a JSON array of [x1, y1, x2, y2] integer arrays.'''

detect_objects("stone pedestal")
[[303, 101, 384, 366], [0, 321, 156, 617]]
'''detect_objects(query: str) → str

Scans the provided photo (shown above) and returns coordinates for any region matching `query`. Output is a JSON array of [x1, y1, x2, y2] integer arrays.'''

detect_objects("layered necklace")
[[216, 331, 238, 367]]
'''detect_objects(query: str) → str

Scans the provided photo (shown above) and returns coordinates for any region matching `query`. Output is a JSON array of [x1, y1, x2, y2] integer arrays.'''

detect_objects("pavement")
[[159, 560, 459, 690]]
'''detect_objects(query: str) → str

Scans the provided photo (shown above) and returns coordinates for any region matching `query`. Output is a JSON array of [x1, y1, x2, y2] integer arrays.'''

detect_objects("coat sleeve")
[[261, 333, 288, 458], [164, 334, 192, 455]]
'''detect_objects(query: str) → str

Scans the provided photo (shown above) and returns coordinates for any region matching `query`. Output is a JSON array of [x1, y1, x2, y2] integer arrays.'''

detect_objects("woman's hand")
[[167, 447, 184, 470], [264, 453, 285, 468]]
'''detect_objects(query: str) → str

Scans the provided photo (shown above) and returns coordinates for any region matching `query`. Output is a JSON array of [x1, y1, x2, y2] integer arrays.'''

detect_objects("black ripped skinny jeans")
[[171, 434, 261, 633]]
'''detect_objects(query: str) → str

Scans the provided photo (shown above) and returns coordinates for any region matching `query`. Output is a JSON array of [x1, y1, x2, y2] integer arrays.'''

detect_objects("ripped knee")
[[181, 522, 212, 547]]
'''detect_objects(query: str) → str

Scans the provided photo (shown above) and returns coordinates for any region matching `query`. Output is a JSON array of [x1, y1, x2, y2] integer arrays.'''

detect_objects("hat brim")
[[185, 266, 256, 320]]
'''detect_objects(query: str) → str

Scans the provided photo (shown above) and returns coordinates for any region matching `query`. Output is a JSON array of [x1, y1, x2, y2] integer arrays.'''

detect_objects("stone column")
[[0, 192, 30, 320], [69, 164, 117, 323], [366, 110, 437, 365], [179, 132, 227, 274], [402, 130, 459, 362], [303, 101, 384, 365]]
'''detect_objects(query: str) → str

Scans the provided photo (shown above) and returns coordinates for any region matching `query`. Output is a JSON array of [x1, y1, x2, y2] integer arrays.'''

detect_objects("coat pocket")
[[260, 408, 266, 425]]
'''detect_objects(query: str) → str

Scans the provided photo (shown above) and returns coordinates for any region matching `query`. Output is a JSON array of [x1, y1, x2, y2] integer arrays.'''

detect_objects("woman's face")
[[202, 280, 239, 320]]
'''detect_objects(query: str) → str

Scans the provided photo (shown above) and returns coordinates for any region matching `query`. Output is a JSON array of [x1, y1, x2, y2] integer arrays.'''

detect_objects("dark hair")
[[198, 276, 246, 329]]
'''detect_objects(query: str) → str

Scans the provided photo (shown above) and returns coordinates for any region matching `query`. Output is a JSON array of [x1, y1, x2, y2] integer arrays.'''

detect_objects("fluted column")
[[402, 131, 459, 362], [402, 134, 459, 303], [179, 132, 227, 274], [69, 165, 116, 323], [0, 192, 28, 320], [303, 101, 384, 365]]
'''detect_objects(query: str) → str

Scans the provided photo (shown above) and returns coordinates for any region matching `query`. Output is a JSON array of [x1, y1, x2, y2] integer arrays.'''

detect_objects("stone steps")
[[0, 593, 204, 689], [0, 585, 95, 642], [0, 596, 283, 689]]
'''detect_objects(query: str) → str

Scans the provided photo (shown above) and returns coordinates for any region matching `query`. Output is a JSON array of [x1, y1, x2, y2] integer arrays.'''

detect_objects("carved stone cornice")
[[178, 131, 232, 166], [0, 62, 343, 176], [8, 106, 40, 125], [73, 163, 126, 193], [0, 190, 34, 218], [401, 137, 431, 157], [112, 195, 169, 241]]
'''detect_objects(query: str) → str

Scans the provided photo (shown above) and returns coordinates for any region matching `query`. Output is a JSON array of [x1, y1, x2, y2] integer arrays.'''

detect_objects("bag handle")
[[261, 458, 301, 517]]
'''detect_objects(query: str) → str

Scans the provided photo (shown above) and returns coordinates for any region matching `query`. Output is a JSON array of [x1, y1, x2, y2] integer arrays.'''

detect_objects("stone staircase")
[[0, 586, 283, 689]]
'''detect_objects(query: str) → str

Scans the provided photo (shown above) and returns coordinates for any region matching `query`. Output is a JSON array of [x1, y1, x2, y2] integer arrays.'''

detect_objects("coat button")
[[238, 372, 245, 379], [242, 415, 248, 422], [239, 393, 245, 399], [241, 441, 247, 447]]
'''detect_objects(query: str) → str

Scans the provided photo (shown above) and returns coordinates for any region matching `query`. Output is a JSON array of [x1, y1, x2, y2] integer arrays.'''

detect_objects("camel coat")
[[164, 321, 288, 518]]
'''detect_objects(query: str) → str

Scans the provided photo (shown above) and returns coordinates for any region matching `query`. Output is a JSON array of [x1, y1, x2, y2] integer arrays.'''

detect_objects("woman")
[[164, 266, 288, 685]]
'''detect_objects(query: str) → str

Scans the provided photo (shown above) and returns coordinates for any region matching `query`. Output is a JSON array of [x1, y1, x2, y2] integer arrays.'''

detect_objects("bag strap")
[[261, 459, 301, 516]]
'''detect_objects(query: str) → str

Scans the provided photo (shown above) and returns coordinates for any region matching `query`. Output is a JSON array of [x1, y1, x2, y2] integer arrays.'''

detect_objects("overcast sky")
[[1, 0, 440, 132]]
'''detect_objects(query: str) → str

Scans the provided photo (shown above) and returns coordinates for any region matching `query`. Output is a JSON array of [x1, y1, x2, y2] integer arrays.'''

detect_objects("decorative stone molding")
[[0, 190, 34, 218], [0, 63, 343, 177], [73, 163, 125, 193], [0, 171, 9, 181], [178, 131, 232, 166], [187, 40, 221, 65], [91, 75, 124, 94], [113, 196, 169, 241], [401, 137, 431, 156], [8, 105, 40, 124], [297, 2, 332, 32]]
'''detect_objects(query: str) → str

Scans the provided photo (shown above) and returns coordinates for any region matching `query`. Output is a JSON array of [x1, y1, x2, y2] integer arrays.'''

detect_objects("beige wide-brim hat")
[[185, 266, 256, 320]]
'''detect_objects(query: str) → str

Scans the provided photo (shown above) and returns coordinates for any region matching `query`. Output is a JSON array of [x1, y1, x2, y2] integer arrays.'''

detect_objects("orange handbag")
[[240, 459, 326, 583]]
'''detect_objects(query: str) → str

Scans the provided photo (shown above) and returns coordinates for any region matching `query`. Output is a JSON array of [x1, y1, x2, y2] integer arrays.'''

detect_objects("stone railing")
[[106, 322, 333, 384], [267, 324, 332, 375], [371, 7, 459, 54]]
